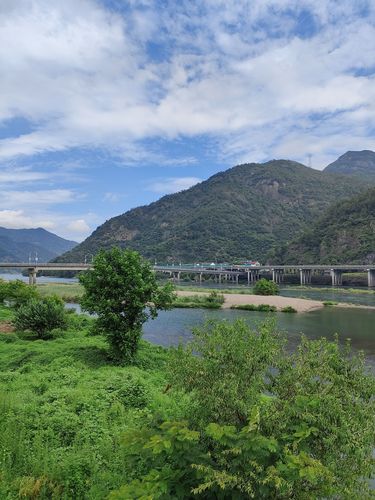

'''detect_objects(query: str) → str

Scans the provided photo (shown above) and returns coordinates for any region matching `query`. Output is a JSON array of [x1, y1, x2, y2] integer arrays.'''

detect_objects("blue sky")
[[0, 0, 374, 241]]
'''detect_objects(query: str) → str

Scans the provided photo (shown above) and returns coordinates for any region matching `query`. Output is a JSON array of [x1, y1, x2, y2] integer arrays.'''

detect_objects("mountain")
[[56, 160, 367, 264], [0, 227, 77, 263], [276, 187, 375, 264], [324, 150, 375, 182]]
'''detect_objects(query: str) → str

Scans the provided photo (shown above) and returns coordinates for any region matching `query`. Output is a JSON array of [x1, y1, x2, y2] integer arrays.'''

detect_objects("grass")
[[0, 304, 184, 499], [280, 306, 297, 313], [323, 300, 339, 306], [36, 283, 84, 302], [173, 292, 225, 309], [230, 304, 277, 312]]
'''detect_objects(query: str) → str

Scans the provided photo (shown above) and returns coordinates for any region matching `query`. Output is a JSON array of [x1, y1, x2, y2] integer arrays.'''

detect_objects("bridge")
[[1, 262, 375, 287]]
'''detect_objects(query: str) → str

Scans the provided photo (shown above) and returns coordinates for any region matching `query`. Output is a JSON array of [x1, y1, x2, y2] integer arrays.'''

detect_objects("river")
[[2, 273, 374, 367]]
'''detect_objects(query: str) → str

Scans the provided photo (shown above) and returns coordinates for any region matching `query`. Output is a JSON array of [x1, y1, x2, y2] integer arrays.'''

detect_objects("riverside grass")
[[0, 305, 181, 499]]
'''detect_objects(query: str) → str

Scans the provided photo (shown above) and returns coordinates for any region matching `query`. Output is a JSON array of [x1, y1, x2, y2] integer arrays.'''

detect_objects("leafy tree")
[[253, 278, 279, 295], [112, 320, 375, 498], [13, 295, 67, 339], [79, 247, 175, 362], [0, 279, 39, 308]]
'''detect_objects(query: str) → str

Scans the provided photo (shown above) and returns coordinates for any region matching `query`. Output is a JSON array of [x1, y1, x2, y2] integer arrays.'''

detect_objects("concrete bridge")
[[1, 262, 375, 287]]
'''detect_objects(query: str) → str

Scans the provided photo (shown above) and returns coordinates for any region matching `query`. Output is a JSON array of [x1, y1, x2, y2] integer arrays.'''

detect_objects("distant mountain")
[[0, 227, 77, 263], [276, 187, 375, 264], [324, 150, 375, 182], [56, 160, 366, 263]]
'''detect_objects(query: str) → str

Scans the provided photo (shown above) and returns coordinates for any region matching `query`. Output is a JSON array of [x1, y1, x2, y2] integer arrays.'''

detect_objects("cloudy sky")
[[0, 0, 374, 241]]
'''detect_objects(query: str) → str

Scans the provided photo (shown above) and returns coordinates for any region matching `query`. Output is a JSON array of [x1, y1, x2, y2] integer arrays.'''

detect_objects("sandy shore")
[[176, 291, 323, 313]]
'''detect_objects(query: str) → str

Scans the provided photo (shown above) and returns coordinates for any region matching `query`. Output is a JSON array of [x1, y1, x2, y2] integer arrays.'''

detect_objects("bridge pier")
[[368, 269, 375, 287], [272, 269, 283, 284], [299, 269, 312, 285], [331, 269, 343, 286], [28, 268, 37, 285], [247, 269, 260, 285]]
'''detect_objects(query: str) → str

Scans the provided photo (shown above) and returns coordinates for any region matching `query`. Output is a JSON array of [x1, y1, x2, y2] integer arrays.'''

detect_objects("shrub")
[[281, 305, 297, 313], [253, 278, 279, 295], [231, 304, 277, 312], [0, 279, 39, 308], [323, 300, 338, 306], [13, 296, 67, 339]]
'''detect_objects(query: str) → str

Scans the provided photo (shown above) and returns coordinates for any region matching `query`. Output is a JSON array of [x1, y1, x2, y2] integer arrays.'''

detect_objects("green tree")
[[253, 278, 279, 295], [112, 320, 375, 498], [79, 248, 175, 362], [13, 295, 67, 339], [0, 279, 39, 308]]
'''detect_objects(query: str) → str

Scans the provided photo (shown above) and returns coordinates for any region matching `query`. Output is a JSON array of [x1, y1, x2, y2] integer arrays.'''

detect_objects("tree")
[[253, 278, 279, 295], [79, 248, 175, 362], [13, 295, 67, 339], [0, 279, 39, 308], [112, 320, 375, 498]]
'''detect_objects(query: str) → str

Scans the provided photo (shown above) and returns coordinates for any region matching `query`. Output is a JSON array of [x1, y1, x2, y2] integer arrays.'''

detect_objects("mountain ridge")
[[0, 227, 77, 263], [56, 158, 367, 263]]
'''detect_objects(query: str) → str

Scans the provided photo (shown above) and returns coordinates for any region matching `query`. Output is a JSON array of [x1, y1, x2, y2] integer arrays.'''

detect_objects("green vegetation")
[[14, 296, 67, 339], [253, 278, 279, 295], [37, 282, 83, 302], [0, 278, 39, 308], [56, 160, 366, 263], [279, 187, 375, 264], [231, 303, 277, 312], [280, 305, 297, 313], [113, 320, 375, 498], [79, 248, 175, 363], [0, 306, 374, 498], [173, 291, 225, 309], [323, 300, 338, 307]]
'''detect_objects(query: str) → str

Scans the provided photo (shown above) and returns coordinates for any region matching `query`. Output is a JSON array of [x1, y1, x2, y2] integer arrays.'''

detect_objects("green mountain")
[[324, 150, 375, 182], [277, 187, 375, 264], [0, 227, 77, 263], [56, 160, 366, 263]]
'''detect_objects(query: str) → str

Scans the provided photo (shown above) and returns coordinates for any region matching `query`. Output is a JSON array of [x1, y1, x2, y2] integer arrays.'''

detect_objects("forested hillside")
[[325, 150, 375, 182], [57, 160, 365, 263], [277, 187, 375, 264]]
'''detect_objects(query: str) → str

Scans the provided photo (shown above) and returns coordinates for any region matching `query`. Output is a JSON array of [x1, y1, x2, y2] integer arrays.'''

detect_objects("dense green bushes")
[[173, 291, 225, 309], [13, 296, 67, 339], [253, 278, 279, 295], [231, 303, 277, 312], [0, 278, 39, 308], [113, 320, 375, 498]]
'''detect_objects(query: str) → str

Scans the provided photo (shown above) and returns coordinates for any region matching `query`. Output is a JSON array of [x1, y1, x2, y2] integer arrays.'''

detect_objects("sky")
[[0, 0, 374, 241]]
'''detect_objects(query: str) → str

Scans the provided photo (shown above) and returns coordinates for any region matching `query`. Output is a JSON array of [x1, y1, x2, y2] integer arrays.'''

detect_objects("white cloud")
[[0, 166, 48, 183], [0, 0, 373, 167], [0, 210, 54, 229], [66, 219, 90, 234], [0, 189, 78, 207], [148, 177, 202, 194]]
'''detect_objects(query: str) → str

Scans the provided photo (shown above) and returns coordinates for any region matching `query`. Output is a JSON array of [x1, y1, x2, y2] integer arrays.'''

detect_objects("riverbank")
[[177, 290, 322, 312]]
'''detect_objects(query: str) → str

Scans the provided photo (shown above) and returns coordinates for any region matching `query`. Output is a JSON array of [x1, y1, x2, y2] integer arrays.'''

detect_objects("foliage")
[[0, 313, 171, 499], [55, 160, 366, 263], [253, 278, 279, 296], [0, 279, 39, 308], [280, 306, 297, 313], [280, 187, 375, 264], [13, 295, 67, 339], [231, 304, 277, 312], [173, 291, 225, 309], [116, 321, 375, 498], [79, 248, 175, 362], [169, 319, 283, 427], [323, 300, 338, 306]]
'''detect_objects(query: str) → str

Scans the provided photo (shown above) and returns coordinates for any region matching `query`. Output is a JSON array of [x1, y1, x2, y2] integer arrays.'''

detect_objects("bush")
[[280, 305, 297, 313], [231, 304, 277, 312], [0, 279, 39, 308], [13, 296, 67, 339], [114, 321, 375, 499], [253, 278, 279, 295]]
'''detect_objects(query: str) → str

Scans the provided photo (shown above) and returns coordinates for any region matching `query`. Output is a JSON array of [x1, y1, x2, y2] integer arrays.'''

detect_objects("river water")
[[2, 273, 375, 367]]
